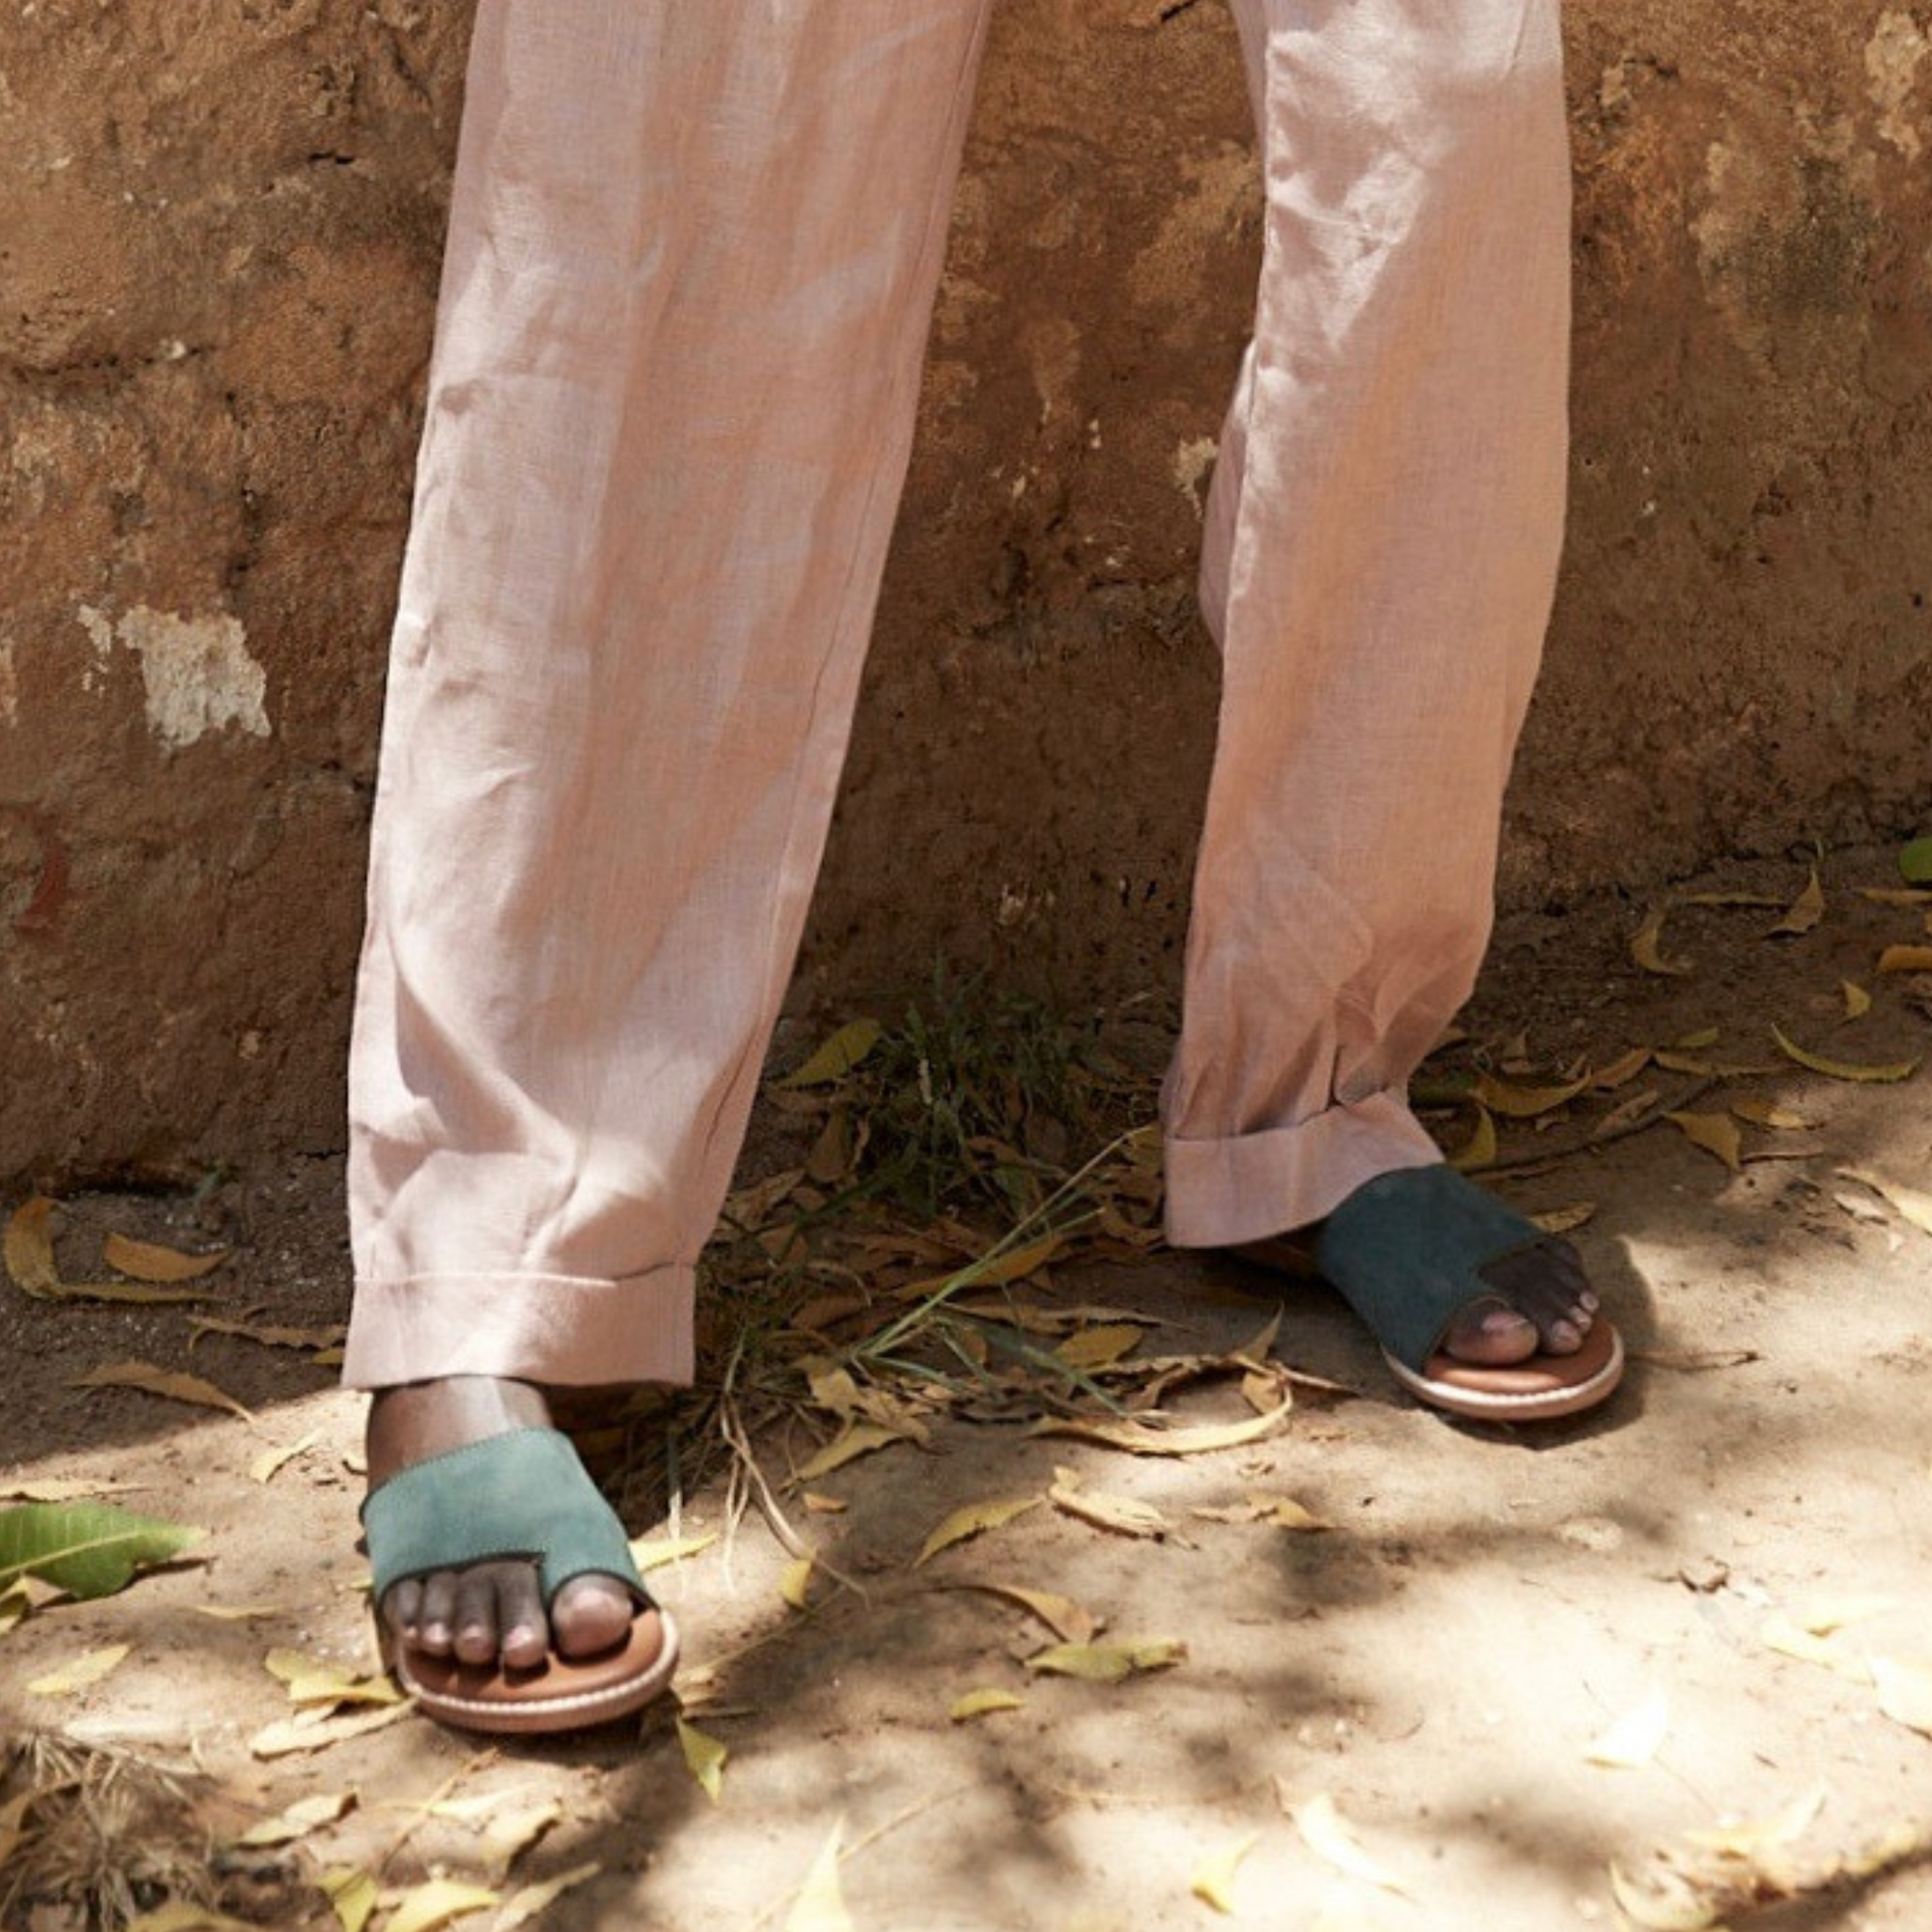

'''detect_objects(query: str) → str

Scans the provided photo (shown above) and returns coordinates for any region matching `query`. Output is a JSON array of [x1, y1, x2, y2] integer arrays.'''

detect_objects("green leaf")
[[1900, 837, 1932, 885], [0, 1501, 205, 1599]]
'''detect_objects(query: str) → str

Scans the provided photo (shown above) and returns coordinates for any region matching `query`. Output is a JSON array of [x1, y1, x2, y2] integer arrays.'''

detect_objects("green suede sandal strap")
[[1312, 1165, 1550, 1373], [361, 1427, 648, 1608]]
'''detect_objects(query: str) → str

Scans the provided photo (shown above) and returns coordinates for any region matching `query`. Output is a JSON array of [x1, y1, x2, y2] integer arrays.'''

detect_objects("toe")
[[1443, 1297, 1542, 1366], [452, 1569, 502, 1666], [415, 1572, 460, 1655], [383, 1578, 424, 1645], [551, 1575, 637, 1660], [494, 1567, 551, 1672]]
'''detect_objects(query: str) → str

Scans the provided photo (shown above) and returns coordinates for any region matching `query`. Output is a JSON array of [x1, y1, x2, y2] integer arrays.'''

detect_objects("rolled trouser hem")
[[1163, 1092, 1445, 1251], [342, 1264, 696, 1391]]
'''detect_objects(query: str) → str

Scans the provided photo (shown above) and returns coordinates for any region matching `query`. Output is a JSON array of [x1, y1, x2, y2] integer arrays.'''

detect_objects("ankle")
[[365, 1377, 551, 1485]]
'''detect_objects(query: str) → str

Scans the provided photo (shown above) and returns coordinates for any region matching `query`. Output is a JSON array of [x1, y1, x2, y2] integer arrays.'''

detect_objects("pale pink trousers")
[[344, 0, 1572, 1390]]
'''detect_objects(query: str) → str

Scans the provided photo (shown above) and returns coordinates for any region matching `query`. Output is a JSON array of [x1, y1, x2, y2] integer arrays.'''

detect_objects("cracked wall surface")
[[4, 0, 1930, 1183]]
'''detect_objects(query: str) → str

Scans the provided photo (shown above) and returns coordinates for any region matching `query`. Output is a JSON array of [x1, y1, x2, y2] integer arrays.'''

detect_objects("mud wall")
[[4, 0, 1929, 1182]]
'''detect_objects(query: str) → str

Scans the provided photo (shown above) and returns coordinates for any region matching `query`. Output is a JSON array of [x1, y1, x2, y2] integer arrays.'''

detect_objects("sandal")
[[1238, 1165, 1624, 1423], [362, 1426, 679, 1734]]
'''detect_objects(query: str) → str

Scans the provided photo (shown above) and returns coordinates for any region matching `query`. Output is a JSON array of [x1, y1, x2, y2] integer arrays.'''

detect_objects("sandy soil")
[[3, 847, 1930, 1932]]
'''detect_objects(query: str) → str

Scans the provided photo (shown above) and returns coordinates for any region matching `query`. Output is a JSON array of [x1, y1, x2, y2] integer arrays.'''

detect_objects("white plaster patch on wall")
[[76, 604, 114, 694], [1172, 434, 1218, 517], [73, 603, 271, 748], [1867, 10, 1930, 159]]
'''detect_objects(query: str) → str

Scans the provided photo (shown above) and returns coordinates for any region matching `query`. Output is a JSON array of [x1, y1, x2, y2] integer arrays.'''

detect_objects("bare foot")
[[365, 1377, 636, 1671]]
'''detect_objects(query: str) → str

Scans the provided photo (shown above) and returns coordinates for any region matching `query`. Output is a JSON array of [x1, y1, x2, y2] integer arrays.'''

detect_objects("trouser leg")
[[1164, 0, 1572, 1248], [345, 0, 994, 1387]]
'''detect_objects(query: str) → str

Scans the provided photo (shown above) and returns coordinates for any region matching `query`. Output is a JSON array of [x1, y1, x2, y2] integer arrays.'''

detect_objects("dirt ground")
[[4, 845, 1931, 1932]]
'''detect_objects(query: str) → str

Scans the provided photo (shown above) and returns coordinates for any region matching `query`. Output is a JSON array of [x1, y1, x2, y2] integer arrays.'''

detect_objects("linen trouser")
[[343, 0, 1572, 1390]]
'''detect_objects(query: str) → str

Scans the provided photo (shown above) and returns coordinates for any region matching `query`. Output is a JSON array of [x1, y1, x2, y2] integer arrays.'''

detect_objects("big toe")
[[1442, 1297, 1543, 1366], [551, 1574, 637, 1660]]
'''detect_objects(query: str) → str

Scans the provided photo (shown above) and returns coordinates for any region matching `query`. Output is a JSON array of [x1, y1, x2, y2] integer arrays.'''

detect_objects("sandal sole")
[[389, 1606, 680, 1736]]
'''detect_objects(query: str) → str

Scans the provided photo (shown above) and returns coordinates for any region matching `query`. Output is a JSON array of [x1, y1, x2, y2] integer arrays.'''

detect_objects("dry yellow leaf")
[[5, 1203, 214, 1306], [1663, 1111, 1742, 1173], [70, 1361, 253, 1422], [627, 1533, 719, 1572], [1585, 1689, 1669, 1768], [677, 1717, 729, 1804], [912, 1495, 1040, 1568], [4, 1196, 63, 1296], [900, 1233, 1068, 1302], [236, 1790, 355, 1848], [804, 1110, 856, 1185], [778, 1018, 883, 1088], [1857, 887, 1932, 905], [1846, 1820, 1929, 1877], [250, 1433, 321, 1485], [950, 1688, 1026, 1723], [28, 1642, 130, 1698], [249, 1702, 411, 1758], [494, 1862, 601, 1931], [1594, 1087, 1661, 1138], [1759, 1615, 1868, 1678], [0, 1585, 30, 1641], [1029, 1389, 1292, 1458], [1593, 1046, 1655, 1089], [966, 1233, 1067, 1290], [1631, 907, 1694, 977], [1771, 1025, 1919, 1083], [190, 1315, 345, 1351], [780, 1556, 815, 1611], [482, 1800, 563, 1875], [1449, 1104, 1496, 1173], [1869, 1654, 1932, 1735], [0, 1477, 141, 1503], [1843, 980, 1872, 1020], [1475, 1072, 1588, 1118], [382, 1878, 499, 1932], [1797, 1592, 1902, 1635], [318, 1868, 378, 1932], [1252, 1493, 1330, 1533], [792, 1424, 906, 1487], [1026, 1638, 1184, 1683], [801, 1492, 848, 1515], [1048, 1467, 1170, 1541], [1838, 1169, 1932, 1236], [103, 1232, 228, 1283], [196, 1602, 289, 1622], [931, 1581, 1097, 1644], [265, 1648, 402, 1710], [1607, 1862, 1721, 1931], [724, 1168, 803, 1230], [1190, 1833, 1261, 1915], [1281, 1790, 1409, 1896], [1877, 944, 1932, 974], [1767, 868, 1825, 935], [1672, 1028, 1721, 1050], [1055, 1323, 1144, 1371], [784, 1822, 855, 1932], [1730, 1098, 1815, 1131], [1683, 1782, 1827, 1857], [123, 1906, 257, 1932], [1532, 1202, 1597, 1235]]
